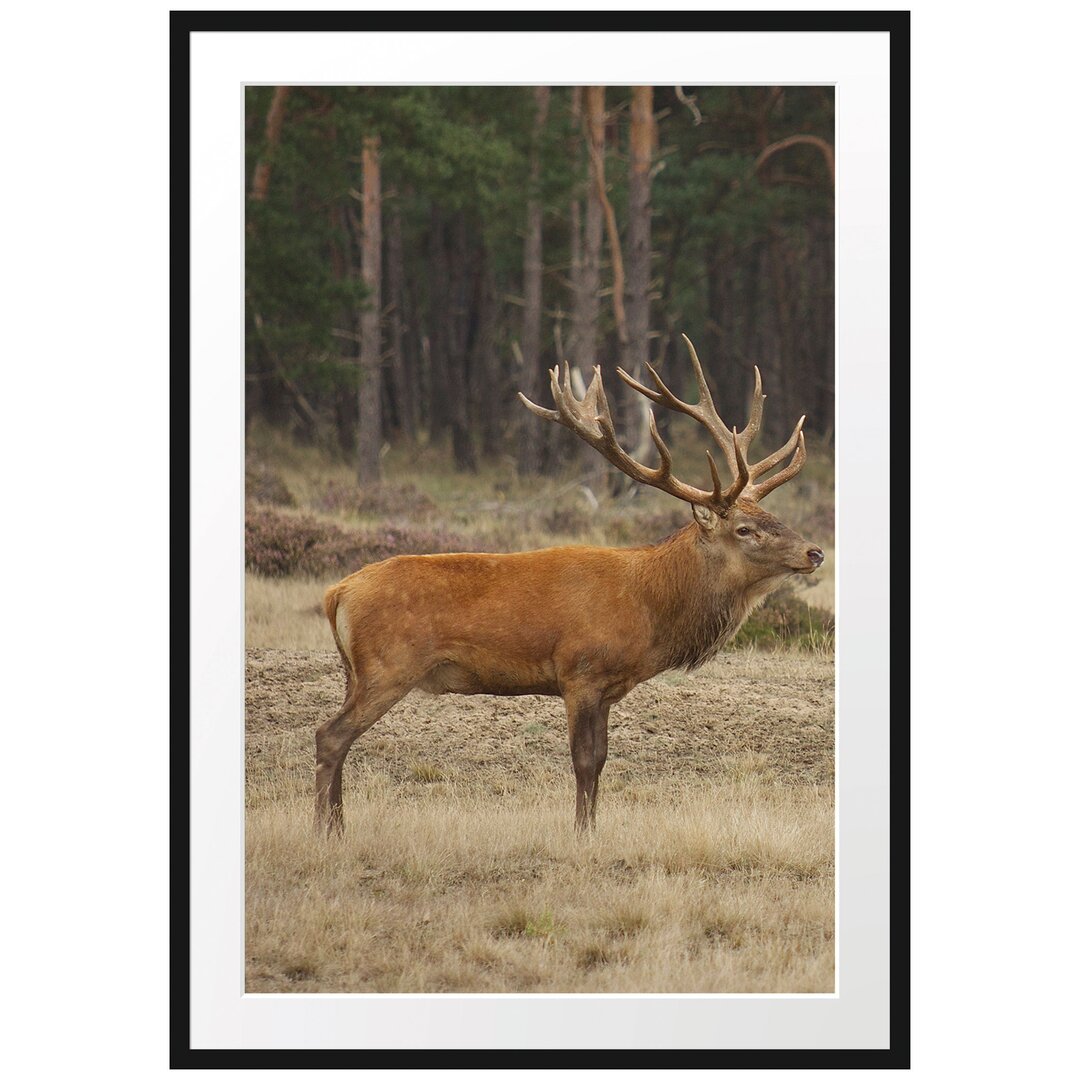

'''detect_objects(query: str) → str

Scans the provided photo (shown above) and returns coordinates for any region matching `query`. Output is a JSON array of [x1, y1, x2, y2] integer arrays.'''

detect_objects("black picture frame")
[[172, 8, 909, 1068]]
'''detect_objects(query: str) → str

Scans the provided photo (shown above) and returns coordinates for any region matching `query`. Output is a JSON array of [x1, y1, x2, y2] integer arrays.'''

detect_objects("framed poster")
[[173, 9, 908, 1066]]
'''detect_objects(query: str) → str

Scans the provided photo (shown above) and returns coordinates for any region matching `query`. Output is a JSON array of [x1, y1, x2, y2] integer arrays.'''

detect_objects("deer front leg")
[[587, 703, 610, 828], [564, 693, 610, 832]]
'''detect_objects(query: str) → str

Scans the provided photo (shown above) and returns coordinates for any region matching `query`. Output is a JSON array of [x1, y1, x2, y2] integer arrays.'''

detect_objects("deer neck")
[[639, 524, 758, 672]]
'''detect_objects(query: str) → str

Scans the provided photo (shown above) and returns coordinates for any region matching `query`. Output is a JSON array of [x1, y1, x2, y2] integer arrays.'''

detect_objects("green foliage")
[[378, 87, 525, 211], [247, 198, 362, 368], [246, 88, 367, 396]]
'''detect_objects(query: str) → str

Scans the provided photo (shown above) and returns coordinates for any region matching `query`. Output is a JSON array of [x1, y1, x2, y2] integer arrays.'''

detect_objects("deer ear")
[[692, 504, 719, 531]]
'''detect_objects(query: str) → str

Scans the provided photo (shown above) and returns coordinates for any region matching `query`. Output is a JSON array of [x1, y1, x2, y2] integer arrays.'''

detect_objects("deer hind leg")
[[315, 676, 410, 837], [565, 693, 610, 833]]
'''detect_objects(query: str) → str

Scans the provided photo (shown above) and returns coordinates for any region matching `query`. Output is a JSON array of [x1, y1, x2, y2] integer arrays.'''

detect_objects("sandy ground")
[[246, 647, 834, 796]]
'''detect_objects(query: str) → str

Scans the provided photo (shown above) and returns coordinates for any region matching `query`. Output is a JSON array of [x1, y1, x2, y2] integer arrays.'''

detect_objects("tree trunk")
[[331, 202, 358, 453], [250, 86, 289, 203], [385, 204, 416, 440], [517, 85, 550, 476], [584, 86, 626, 352], [427, 206, 451, 440], [653, 218, 685, 447], [570, 87, 603, 377], [573, 86, 611, 493], [623, 86, 655, 467], [470, 244, 502, 457], [357, 134, 383, 484], [448, 212, 478, 472]]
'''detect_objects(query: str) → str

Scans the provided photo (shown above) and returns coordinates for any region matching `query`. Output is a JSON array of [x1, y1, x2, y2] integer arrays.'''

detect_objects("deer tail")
[[323, 583, 356, 692]]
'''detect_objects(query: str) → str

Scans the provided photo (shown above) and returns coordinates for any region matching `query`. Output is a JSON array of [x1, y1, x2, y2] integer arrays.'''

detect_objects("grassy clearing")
[[246, 779, 834, 994]]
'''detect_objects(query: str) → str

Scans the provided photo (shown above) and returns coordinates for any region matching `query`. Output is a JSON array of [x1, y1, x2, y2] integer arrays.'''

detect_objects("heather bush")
[[245, 506, 477, 578], [315, 480, 437, 519]]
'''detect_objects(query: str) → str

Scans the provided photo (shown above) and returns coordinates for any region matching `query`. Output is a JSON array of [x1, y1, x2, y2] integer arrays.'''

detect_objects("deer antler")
[[519, 335, 805, 512], [615, 334, 806, 503], [519, 362, 750, 513]]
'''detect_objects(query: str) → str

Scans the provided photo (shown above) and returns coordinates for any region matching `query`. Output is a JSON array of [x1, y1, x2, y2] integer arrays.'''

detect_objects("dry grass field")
[[244, 430, 835, 994], [246, 646, 834, 993]]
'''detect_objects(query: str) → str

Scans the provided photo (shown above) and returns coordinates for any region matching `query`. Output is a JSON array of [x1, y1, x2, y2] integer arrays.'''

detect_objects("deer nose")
[[807, 547, 824, 567]]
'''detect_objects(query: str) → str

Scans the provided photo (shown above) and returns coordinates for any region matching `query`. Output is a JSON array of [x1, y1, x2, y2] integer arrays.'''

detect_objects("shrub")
[[315, 480, 437, 519], [245, 506, 477, 578], [734, 585, 835, 649]]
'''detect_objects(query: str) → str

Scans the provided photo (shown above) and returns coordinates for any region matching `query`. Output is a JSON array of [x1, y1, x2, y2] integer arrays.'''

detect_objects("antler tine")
[[717, 427, 751, 509], [705, 450, 725, 504], [681, 334, 718, 416], [554, 362, 575, 415], [646, 409, 708, 499], [616, 364, 665, 405], [590, 366, 616, 431], [747, 415, 804, 482], [559, 359, 571, 399], [646, 409, 674, 480], [749, 427, 806, 501], [517, 384, 559, 422], [548, 363, 564, 401], [735, 366, 765, 458]]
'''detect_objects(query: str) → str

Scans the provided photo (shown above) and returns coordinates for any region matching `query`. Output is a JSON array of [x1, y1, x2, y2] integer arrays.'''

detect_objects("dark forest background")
[[245, 85, 834, 484]]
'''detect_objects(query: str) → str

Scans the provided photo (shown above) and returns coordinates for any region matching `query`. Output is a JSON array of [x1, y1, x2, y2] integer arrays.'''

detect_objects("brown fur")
[[315, 498, 823, 835]]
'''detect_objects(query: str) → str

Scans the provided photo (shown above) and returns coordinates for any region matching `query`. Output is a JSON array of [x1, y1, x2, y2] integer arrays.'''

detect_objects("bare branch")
[[674, 86, 702, 125], [753, 134, 835, 187]]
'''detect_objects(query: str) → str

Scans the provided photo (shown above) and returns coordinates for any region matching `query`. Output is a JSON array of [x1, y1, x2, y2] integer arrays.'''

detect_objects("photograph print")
[[243, 83, 836, 995]]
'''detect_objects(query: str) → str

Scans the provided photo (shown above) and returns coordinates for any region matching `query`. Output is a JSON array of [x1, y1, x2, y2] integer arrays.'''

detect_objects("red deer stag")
[[316, 336, 823, 834]]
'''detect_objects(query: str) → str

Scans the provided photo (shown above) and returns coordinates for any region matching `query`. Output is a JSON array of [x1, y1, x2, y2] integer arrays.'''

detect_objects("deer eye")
[[736, 526, 753, 537]]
